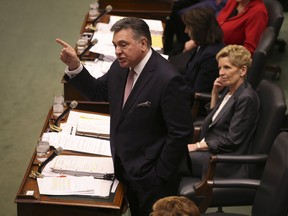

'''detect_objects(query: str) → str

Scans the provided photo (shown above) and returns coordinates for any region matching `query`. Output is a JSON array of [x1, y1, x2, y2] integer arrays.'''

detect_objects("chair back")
[[248, 80, 287, 178], [247, 27, 276, 89], [263, 0, 284, 37], [252, 132, 288, 216]]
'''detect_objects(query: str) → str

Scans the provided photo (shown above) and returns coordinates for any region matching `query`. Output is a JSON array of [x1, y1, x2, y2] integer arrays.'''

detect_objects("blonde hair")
[[150, 196, 200, 216], [216, 45, 252, 68]]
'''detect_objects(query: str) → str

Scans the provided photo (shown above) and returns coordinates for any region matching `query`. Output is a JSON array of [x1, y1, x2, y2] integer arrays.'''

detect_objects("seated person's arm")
[[210, 77, 225, 109], [183, 39, 197, 52]]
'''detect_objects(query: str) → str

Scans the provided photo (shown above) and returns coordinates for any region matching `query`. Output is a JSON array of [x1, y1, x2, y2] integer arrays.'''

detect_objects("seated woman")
[[188, 45, 260, 178], [184, 0, 268, 55], [163, 0, 227, 55], [169, 7, 224, 109], [217, 0, 268, 55]]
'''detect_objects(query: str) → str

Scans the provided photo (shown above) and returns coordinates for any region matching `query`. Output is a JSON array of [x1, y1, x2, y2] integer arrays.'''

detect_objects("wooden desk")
[[15, 108, 126, 216], [99, 0, 174, 22]]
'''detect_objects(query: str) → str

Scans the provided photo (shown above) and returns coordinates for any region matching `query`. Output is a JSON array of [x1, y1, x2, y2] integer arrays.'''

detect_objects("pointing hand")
[[56, 38, 80, 70]]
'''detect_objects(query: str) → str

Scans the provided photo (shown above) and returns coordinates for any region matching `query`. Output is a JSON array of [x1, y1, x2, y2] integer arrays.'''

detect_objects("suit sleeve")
[[156, 75, 194, 180], [65, 66, 109, 102]]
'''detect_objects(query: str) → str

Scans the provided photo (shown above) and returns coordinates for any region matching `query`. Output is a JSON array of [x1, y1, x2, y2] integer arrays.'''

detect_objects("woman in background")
[[217, 0, 268, 55], [150, 196, 200, 216], [169, 7, 224, 111], [184, 0, 268, 55], [188, 45, 260, 178]]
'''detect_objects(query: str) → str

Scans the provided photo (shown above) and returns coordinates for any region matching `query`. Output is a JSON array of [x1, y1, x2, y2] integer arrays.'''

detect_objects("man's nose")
[[115, 46, 121, 54]]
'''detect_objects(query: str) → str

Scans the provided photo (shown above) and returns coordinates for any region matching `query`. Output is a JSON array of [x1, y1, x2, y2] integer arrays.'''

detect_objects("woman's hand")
[[183, 40, 197, 52], [212, 77, 225, 94], [210, 77, 225, 108], [188, 142, 209, 152], [188, 143, 198, 152]]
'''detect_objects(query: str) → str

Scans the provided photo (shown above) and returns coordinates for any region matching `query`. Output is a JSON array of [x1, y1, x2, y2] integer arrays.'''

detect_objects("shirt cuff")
[[65, 64, 83, 78]]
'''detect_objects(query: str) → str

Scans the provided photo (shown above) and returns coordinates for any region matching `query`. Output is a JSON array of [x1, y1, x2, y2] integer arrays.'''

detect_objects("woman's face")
[[184, 25, 194, 40], [218, 56, 247, 90]]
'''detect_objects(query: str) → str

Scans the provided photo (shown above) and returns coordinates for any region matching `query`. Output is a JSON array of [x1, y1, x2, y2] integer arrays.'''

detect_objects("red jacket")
[[217, 0, 268, 55]]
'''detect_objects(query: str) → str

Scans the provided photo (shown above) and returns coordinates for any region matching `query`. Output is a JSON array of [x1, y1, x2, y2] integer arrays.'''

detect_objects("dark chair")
[[263, 0, 286, 80], [247, 26, 276, 89], [178, 80, 287, 213], [201, 131, 288, 216]]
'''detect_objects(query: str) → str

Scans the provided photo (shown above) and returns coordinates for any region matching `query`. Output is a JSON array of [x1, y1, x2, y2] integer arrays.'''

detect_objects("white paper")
[[44, 132, 111, 156], [51, 155, 114, 176], [90, 15, 164, 58], [37, 176, 113, 197], [83, 60, 112, 78], [77, 115, 110, 136]]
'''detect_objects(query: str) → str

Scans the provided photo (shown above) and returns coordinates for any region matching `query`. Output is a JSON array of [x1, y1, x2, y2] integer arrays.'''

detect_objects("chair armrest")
[[208, 179, 260, 190], [193, 154, 267, 213], [192, 92, 212, 119], [195, 92, 212, 101], [213, 154, 268, 164]]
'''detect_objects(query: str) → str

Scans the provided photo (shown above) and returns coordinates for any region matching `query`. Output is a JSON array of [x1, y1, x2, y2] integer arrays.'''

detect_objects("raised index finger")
[[56, 38, 71, 48]]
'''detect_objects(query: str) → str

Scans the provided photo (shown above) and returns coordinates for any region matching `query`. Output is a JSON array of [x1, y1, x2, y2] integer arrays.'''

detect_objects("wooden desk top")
[[98, 0, 173, 22], [15, 108, 125, 216]]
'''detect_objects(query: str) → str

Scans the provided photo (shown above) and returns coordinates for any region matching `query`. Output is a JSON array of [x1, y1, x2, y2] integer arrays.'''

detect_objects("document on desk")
[[90, 16, 164, 57], [50, 155, 114, 179], [45, 132, 111, 156], [90, 22, 116, 61], [66, 110, 110, 138], [82, 59, 112, 79], [76, 113, 110, 139], [37, 176, 113, 198]]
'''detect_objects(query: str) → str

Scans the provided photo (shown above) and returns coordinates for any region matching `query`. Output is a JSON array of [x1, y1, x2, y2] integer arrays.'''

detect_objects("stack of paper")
[[76, 113, 110, 139], [44, 132, 111, 156], [50, 155, 114, 180], [37, 176, 113, 198], [90, 15, 164, 59]]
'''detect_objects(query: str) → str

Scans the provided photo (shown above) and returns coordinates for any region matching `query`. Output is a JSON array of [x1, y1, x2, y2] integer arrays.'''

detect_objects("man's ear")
[[140, 37, 148, 50]]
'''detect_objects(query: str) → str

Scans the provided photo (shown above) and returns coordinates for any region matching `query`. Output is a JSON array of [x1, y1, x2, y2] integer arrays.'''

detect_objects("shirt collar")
[[132, 48, 152, 75]]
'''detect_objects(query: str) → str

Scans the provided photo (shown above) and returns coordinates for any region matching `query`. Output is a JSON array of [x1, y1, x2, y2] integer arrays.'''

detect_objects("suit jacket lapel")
[[116, 50, 156, 126], [209, 82, 247, 128]]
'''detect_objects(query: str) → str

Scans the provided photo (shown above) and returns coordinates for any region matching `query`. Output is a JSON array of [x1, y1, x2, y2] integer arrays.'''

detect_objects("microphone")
[[79, 38, 98, 60], [92, 5, 113, 26], [54, 100, 78, 127], [38, 147, 63, 173]]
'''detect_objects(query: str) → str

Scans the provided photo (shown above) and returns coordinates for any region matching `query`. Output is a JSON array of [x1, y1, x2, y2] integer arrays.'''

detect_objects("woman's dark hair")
[[182, 7, 223, 46]]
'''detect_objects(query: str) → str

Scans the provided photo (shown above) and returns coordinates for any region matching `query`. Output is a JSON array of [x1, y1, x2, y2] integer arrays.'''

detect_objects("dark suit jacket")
[[169, 43, 224, 113], [190, 82, 260, 178], [169, 42, 224, 94], [66, 49, 194, 191]]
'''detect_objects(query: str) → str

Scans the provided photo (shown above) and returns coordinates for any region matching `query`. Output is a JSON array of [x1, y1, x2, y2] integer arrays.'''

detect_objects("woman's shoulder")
[[247, 0, 268, 12], [237, 83, 260, 103]]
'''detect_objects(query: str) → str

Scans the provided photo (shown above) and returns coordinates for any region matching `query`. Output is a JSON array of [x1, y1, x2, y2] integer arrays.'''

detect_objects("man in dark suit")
[[56, 17, 194, 216]]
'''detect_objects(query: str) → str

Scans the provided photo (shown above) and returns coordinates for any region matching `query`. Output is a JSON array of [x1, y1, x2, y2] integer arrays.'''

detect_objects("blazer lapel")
[[116, 50, 156, 126], [122, 67, 152, 111], [208, 82, 248, 128], [208, 95, 234, 127]]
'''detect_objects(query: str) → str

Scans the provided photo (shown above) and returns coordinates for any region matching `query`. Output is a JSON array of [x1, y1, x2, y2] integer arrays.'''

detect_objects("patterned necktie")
[[123, 69, 135, 106]]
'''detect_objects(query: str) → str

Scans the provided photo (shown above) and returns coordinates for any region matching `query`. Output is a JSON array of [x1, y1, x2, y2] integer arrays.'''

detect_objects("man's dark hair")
[[110, 17, 152, 47]]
